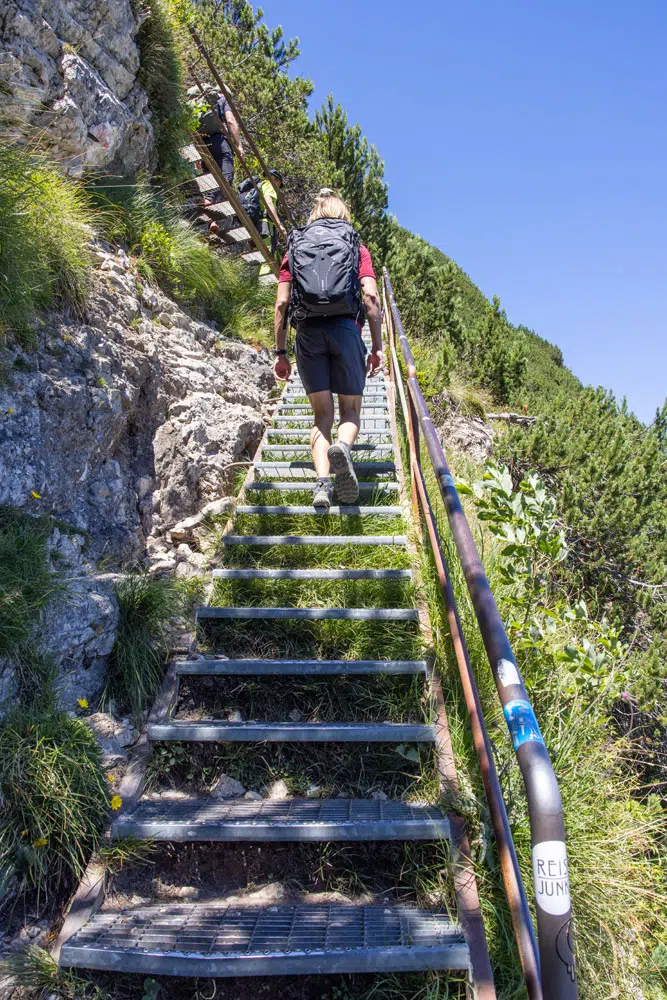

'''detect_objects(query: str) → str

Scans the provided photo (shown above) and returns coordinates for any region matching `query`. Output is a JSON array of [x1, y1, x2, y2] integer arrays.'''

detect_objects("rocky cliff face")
[[0, 247, 273, 710], [0, 0, 153, 173]]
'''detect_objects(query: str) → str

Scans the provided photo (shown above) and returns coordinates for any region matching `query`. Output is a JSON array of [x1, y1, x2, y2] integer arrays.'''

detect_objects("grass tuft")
[[0, 143, 95, 342], [105, 572, 183, 717], [0, 507, 62, 702], [0, 705, 108, 903]]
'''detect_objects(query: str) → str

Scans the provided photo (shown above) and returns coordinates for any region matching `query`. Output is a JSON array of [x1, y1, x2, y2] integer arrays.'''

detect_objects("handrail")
[[386, 332, 542, 998], [383, 268, 578, 1000]]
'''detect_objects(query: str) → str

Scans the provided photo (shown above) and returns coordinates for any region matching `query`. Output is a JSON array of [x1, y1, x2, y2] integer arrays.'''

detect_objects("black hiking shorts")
[[295, 318, 367, 397]]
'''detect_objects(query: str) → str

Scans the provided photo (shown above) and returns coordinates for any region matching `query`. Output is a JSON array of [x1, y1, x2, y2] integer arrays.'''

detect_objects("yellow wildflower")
[[6, 408, 14, 415], [107, 773, 115, 782], [33, 837, 48, 848], [110, 795, 123, 811], [21, 830, 28, 837], [30, 490, 42, 500], [77, 698, 89, 710]]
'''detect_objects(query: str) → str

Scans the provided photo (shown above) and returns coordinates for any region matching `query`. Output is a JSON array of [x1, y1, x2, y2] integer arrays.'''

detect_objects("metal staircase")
[[180, 143, 279, 283], [58, 327, 494, 990]]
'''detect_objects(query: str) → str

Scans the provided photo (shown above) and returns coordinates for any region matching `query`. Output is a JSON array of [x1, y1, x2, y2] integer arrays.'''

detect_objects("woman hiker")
[[272, 190, 383, 509]]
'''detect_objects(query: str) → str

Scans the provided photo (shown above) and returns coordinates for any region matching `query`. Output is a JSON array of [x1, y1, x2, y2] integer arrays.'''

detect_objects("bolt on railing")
[[383, 268, 577, 1000]]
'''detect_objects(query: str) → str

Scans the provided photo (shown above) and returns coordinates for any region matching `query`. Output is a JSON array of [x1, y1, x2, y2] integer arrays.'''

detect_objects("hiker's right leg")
[[210, 134, 234, 185], [308, 391, 335, 478]]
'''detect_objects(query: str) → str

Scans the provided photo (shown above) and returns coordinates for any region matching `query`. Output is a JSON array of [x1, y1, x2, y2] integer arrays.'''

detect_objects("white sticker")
[[532, 841, 571, 915], [497, 658, 520, 688]]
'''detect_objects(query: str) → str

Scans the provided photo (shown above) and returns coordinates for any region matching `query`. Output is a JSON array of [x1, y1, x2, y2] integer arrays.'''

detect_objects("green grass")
[[148, 738, 439, 801], [105, 572, 183, 717], [178, 673, 427, 724], [215, 510, 410, 570], [0, 705, 109, 903], [238, 487, 401, 507], [0, 143, 95, 342], [0, 507, 62, 701], [87, 177, 274, 343], [211, 576, 414, 609], [198, 616, 421, 661]]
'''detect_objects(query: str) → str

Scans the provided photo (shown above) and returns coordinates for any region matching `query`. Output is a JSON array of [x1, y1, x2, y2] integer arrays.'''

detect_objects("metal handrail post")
[[384, 269, 577, 1000]]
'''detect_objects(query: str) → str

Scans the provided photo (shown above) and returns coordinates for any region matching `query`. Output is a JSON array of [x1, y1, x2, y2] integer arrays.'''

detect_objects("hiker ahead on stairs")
[[237, 169, 288, 272], [190, 85, 243, 186], [273, 189, 383, 510]]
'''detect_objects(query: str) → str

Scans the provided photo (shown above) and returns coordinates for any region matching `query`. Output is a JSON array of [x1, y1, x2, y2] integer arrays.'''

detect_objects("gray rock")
[[371, 789, 389, 801], [244, 790, 263, 801], [210, 774, 246, 800], [264, 779, 290, 800], [306, 784, 322, 798], [0, 250, 271, 714], [0, 0, 153, 175]]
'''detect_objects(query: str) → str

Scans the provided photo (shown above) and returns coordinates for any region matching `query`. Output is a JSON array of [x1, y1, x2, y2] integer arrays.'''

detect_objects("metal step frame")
[[60, 904, 469, 977], [111, 798, 451, 842]]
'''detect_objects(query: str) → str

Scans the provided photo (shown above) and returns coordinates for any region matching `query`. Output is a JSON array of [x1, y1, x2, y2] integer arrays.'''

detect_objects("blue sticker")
[[503, 699, 544, 750]]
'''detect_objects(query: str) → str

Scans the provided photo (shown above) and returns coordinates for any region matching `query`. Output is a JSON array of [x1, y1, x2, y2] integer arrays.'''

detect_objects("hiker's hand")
[[367, 350, 383, 377], [279, 225, 288, 241], [274, 355, 291, 381]]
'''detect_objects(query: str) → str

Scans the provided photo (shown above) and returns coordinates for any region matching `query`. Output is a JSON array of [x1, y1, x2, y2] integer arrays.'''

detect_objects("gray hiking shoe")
[[313, 477, 334, 510], [328, 442, 359, 504]]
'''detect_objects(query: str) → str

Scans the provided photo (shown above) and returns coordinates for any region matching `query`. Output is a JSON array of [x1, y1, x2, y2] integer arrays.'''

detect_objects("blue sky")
[[262, 0, 666, 423]]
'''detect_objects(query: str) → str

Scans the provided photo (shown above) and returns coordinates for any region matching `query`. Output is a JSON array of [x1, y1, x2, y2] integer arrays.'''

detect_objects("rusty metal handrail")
[[383, 268, 577, 1000]]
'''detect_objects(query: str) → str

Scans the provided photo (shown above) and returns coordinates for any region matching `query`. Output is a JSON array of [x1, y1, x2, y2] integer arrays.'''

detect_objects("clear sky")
[[262, 0, 666, 423]]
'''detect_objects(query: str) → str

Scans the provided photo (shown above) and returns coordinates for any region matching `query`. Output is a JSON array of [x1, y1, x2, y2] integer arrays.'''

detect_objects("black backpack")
[[288, 218, 362, 323], [238, 176, 262, 224]]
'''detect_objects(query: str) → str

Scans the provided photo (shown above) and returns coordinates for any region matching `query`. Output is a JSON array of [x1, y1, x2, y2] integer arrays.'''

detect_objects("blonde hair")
[[308, 188, 352, 224]]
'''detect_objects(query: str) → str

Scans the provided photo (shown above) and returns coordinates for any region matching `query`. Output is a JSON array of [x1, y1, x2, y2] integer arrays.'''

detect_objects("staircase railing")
[[383, 268, 577, 1000]]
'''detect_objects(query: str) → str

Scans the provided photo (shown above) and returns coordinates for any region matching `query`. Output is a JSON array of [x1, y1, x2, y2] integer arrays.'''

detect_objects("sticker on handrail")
[[532, 840, 571, 915], [442, 474, 455, 488], [503, 698, 544, 750], [497, 658, 521, 688]]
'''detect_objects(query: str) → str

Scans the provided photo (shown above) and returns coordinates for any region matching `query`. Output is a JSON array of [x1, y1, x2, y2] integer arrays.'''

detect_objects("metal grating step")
[[255, 462, 396, 477], [60, 903, 468, 977], [180, 144, 200, 162], [111, 798, 450, 842], [235, 505, 402, 516], [277, 405, 389, 412], [247, 481, 400, 494], [203, 200, 235, 218], [221, 535, 407, 547], [261, 444, 393, 455], [242, 250, 266, 263], [194, 173, 219, 193], [271, 418, 391, 427], [174, 658, 427, 676], [148, 721, 436, 742], [196, 607, 418, 621], [212, 568, 412, 580], [221, 225, 251, 243]]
